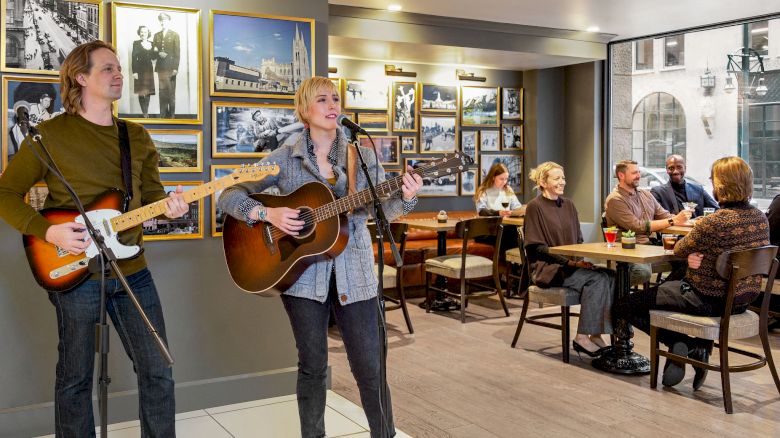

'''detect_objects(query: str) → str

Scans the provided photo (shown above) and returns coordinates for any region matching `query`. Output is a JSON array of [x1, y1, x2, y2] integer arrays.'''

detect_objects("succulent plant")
[[622, 230, 635, 238]]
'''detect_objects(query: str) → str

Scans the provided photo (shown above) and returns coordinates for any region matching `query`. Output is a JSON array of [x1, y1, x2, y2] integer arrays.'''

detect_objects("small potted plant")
[[621, 230, 636, 249]]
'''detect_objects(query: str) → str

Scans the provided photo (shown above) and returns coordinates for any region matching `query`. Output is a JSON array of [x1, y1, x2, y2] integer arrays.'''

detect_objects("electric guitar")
[[222, 153, 473, 296], [24, 163, 279, 292]]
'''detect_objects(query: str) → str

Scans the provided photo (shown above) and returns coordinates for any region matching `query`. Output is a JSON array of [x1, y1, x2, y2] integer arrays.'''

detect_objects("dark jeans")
[[281, 276, 394, 438], [48, 268, 175, 437]]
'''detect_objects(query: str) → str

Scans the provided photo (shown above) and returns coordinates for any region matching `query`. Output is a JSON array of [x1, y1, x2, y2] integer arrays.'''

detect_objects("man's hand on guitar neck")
[[45, 222, 90, 255], [252, 206, 305, 237]]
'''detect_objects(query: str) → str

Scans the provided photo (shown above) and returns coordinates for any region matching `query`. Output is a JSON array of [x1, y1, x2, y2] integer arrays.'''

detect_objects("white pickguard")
[[75, 209, 141, 260]]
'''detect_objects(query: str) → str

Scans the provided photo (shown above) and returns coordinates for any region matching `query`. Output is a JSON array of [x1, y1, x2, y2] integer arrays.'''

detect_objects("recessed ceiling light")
[[586, 26, 599, 32], [388, 4, 402, 12]]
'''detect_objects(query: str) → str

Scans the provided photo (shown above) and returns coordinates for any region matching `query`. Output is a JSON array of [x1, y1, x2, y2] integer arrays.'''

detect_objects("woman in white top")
[[474, 162, 524, 217]]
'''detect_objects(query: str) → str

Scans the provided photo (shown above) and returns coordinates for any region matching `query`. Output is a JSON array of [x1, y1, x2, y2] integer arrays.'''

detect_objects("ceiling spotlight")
[[586, 26, 600, 32], [456, 69, 486, 82], [388, 4, 402, 12]]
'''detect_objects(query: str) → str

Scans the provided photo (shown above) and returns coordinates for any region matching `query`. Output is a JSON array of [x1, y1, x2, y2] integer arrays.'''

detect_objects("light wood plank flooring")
[[328, 294, 780, 437]]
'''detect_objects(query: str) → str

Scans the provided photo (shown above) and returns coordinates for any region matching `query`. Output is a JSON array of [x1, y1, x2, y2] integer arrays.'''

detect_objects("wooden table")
[[665, 225, 692, 236], [549, 242, 680, 375], [502, 216, 524, 227]]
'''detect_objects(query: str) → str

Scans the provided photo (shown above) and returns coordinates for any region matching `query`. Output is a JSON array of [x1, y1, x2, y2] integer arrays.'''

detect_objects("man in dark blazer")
[[153, 13, 180, 118], [651, 154, 718, 218]]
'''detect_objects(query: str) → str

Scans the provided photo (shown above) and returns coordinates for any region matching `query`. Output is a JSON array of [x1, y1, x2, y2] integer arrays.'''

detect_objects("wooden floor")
[[328, 293, 780, 437]]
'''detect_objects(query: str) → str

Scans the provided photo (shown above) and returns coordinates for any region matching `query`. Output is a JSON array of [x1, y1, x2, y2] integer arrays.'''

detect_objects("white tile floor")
[[36, 391, 411, 438]]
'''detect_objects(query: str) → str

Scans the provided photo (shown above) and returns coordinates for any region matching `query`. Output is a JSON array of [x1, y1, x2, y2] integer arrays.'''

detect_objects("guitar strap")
[[346, 143, 358, 196], [116, 119, 133, 205]]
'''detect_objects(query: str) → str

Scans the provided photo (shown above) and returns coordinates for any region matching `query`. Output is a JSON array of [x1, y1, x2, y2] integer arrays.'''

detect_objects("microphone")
[[336, 114, 367, 135]]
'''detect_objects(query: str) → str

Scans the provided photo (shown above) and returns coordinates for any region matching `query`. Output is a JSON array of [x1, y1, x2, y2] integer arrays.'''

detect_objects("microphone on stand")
[[337, 114, 368, 135]]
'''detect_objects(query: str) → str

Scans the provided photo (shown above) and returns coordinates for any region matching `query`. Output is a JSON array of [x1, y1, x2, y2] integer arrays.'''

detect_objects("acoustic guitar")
[[223, 153, 473, 296], [24, 163, 279, 292]]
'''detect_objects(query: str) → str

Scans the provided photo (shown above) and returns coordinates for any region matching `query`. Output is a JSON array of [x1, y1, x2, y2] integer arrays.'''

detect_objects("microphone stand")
[[347, 129, 401, 438], [26, 126, 173, 438]]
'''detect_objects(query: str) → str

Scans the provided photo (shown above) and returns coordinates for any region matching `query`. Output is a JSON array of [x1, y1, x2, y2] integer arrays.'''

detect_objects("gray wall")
[[0, 0, 329, 436]]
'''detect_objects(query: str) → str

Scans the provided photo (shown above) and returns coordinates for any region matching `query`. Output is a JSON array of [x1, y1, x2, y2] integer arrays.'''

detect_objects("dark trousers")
[[157, 73, 176, 118], [281, 276, 394, 438], [48, 268, 175, 437]]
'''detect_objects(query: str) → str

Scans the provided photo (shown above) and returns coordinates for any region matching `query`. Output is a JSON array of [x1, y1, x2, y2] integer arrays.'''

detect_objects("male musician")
[[0, 41, 188, 436], [153, 12, 180, 118]]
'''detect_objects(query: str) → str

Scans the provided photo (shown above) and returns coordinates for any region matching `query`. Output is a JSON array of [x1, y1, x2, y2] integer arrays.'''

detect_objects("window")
[[664, 35, 684, 67], [5, 37, 17, 59], [634, 39, 653, 71], [750, 21, 769, 56], [631, 92, 686, 168], [749, 105, 780, 199]]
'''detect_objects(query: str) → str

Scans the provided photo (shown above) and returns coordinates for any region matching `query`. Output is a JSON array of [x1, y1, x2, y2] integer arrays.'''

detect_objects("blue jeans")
[[48, 268, 175, 437], [281, 279, 394, 438]]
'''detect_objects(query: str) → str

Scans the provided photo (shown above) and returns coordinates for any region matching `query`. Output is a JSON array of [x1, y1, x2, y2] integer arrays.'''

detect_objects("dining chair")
[[424, 217, 509, 323], [649, 245, 780, 413], [369, 222, 414, 334]]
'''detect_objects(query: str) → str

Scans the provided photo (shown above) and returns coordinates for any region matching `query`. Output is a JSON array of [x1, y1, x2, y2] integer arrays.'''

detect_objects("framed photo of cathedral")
[[112, 2, 202, 124], [209, 10, 315, 99]]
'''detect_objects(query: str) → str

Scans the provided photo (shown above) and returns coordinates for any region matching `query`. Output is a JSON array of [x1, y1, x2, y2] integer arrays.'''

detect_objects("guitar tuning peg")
[[433, 171, 439, 176]]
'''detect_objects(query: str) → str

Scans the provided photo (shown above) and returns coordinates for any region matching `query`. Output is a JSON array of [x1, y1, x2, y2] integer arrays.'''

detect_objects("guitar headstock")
[[232, 163, 280, 182], [414, 153, 473, 180]]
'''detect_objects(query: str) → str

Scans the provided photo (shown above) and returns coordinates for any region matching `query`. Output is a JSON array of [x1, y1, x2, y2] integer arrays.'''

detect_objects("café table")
[[549, 242, 680, 374], [665, 224, 692, 236]]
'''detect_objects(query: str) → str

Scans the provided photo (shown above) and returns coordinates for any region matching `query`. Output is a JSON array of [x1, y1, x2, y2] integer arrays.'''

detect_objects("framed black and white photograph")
[[461, 130, 477, 162], [420, 114, 457, 154], [405, 158, 458, 197], [480, 154, 523, 195], [212, 102, 303, 158], [3, 75, 64, 170], [420, 84, 457, 112], [148, 129, 202, 173], [211, 165, 237, 237], [384, 169, 402, 182], [113, 2, 201, 124], [480, 129, 500, 151], [210, 10, 314, 99], [502, 87, 522, 120], [358, 135, 399, 166], [460, 169, 477, 196], [143, 181, 203, 241], [502, 124, 523, 150], [1, 0, 104, 74], [344, 79, 388, 110], [357, 112, 388, 132], [25, 183, 49, 211], [461, 86, 498, 127], [401, 137, 416, 153], [391, 81, 416, 132]]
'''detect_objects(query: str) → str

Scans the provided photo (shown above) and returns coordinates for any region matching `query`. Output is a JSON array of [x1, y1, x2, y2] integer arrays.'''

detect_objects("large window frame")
[[663, 35, 685, 68], [634, 39, 653, 71]]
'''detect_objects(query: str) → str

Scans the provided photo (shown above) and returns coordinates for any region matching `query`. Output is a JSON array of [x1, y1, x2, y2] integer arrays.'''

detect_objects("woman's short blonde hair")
[[529, 161, 564, 190], [60, 41, 117, 115], [711, 156, 752, 203], [294, 76, 339, 125]]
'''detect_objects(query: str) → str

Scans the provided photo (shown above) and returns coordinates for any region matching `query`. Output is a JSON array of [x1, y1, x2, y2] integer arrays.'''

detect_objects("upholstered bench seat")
[[425, 254, 493, 279], [649, 309, 759, 340]]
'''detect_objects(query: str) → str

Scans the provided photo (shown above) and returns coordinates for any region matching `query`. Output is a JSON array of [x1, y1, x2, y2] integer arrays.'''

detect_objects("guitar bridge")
[[263, 224, 277, 256]]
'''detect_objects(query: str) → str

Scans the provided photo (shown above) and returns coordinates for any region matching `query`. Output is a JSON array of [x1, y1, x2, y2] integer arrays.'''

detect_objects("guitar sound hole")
[[297, 206, 316, 238]]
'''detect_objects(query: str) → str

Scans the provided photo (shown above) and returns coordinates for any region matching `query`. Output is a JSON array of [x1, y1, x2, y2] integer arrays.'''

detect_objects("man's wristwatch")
[[667, 217, 674, 226], [257, 206, 267, 221]]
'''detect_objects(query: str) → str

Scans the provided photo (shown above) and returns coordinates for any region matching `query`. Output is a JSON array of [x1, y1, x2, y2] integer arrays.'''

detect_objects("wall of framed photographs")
[[329, 57, 524, 212]]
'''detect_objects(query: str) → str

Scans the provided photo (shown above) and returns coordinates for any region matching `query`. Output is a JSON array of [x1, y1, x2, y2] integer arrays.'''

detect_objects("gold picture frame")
[[212, 101, 302, 158], [404, 157, 458, 197], [419, 114, 458, 154], [143, 180, 204, 241], [330, 77, 343, 101], [147, 129, 203, 173], [501, 87, 523, 120], [344, 79, 388, 110], [400, 136, 416, 153], [211, 164, 240, 237], [209, 10, 315, 99], [1, 0, 105, 75], [358, 135, 399, 166], [419, 83, 458, 113], [460, 86, 499, 127], [357, 112, 388, 132], [391, 81, 417, 132]]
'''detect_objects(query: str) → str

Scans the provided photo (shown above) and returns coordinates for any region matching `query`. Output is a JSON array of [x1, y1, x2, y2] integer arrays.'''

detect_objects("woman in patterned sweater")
[[627, 156, 769, 390]]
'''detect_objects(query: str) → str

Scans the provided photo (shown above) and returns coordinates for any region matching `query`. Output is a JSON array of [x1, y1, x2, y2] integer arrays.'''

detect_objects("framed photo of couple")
[[112, 2, 202, 124]]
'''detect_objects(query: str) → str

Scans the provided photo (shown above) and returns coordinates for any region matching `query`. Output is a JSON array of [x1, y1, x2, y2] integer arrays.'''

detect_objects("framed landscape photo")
[[358, 135, 399, 166], [148, 129, 202, 173], [357, 112, 388, 132], [420, 114, 457, 154], [502, 87, 522, 120], [210, 10, 314, 99], [461, 130, 477, 162], [391, 81, 416, 132], [143, 181, 203, 241], [3, 75, 64, 170], [460, 169, 477, 196], [502, 124, 523, 150], [480, 129, 500, 151], [480, 154, 523, 195], [420, 84, 457, 112], [212, 102, 302, 158], [400, 137, 416, 153], [460, 86, 499, 127], [405, 158, 458, 197], [1, 0, 104, 74], [113, 2, 202, 124], [344, 79, 388, 110]]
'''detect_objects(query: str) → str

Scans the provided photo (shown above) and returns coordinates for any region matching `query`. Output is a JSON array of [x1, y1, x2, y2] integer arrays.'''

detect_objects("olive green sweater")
[[0, 113, 166, 278]]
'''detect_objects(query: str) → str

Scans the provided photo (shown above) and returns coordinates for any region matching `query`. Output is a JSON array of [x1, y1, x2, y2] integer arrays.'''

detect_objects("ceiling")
[[330, 0, 778, 40]]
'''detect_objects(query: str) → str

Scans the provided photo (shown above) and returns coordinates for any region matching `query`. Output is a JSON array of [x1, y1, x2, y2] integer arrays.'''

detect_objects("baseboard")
[[0, 366, 315, 438]]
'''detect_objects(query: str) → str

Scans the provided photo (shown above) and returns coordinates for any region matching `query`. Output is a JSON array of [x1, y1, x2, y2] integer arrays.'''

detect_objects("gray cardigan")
[[218, 132, 407, 304]]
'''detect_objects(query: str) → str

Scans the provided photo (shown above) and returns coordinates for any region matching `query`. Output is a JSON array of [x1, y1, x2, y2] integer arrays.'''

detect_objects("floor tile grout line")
[[205, 410, 237, 438]]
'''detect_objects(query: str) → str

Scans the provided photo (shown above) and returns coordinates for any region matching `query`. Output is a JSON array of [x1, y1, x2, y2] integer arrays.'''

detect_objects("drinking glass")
[[603, 228, 618, 248], [501, 201, 510, 211], [661, 234, 678, 253]]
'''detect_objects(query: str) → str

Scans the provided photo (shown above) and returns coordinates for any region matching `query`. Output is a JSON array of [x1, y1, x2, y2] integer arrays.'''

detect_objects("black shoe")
[[572, 340, 603, 358], [689, 345, 711, 391], [662, 342, 688, 387]]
